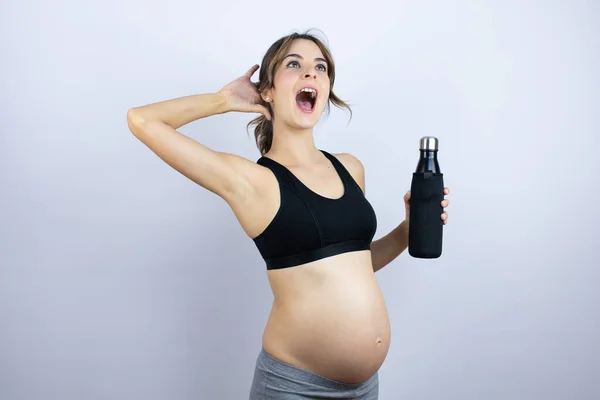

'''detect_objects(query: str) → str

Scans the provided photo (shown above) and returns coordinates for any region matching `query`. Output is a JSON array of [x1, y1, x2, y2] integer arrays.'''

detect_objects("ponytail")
[[247, 102, 273, 156]]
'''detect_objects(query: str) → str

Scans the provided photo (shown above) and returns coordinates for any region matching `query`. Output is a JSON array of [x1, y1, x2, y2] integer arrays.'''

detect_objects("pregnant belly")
[[262, 251, 391, 384]]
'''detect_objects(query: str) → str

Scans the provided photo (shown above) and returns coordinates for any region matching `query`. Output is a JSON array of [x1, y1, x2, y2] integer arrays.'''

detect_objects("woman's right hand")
[[218, 64, 272, 121]]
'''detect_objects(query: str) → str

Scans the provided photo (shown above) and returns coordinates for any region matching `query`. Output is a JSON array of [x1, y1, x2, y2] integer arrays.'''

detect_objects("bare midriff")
[[262, 250, 391, 384]]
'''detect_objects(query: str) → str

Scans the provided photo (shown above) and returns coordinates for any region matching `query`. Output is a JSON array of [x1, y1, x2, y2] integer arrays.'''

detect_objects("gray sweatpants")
[[249, 348, 379, 399]]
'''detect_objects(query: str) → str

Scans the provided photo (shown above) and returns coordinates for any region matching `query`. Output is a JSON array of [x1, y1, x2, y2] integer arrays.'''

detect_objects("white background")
[[1, 0, 599, 399]]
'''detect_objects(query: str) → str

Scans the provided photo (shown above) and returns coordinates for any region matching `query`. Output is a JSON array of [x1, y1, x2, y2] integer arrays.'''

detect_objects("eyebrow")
[[284, 53, 328, 64]]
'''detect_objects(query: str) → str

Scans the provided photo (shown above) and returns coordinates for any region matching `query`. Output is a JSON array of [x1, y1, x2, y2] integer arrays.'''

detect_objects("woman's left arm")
[[333, 153, 449, 273]]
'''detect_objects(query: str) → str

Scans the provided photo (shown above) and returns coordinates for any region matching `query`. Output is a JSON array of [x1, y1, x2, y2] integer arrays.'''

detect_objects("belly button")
[[376, 338, 382, 346]]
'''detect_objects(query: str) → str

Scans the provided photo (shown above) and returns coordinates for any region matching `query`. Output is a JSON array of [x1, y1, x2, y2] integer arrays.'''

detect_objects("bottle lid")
[[420, 136, 438, 151]]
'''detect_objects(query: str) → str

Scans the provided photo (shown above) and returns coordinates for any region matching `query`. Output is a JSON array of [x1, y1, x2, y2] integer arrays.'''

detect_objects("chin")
[[292, 115, 320, 131], [290, 104, 324, 130]]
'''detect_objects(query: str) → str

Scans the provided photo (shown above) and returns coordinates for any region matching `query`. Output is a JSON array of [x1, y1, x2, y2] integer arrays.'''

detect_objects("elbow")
[[127, 108, 146, 137]]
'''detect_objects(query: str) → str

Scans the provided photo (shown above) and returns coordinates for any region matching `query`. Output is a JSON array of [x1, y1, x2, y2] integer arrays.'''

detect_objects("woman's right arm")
[[126, 66, 271, 205]]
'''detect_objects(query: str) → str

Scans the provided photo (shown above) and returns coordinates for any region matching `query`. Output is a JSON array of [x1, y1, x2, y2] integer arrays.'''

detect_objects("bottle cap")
[[420, 136, 438, 151]]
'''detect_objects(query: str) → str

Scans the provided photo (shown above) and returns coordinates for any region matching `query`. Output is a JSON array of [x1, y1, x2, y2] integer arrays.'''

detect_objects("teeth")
[[298, 88, 317, 98]]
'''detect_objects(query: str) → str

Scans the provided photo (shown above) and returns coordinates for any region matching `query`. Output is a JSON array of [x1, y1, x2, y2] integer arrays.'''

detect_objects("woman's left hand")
[[403, 187, 450, 226]]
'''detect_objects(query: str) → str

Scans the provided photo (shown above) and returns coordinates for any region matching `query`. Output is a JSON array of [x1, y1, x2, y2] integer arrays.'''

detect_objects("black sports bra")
[[252, 150, 377, 270]]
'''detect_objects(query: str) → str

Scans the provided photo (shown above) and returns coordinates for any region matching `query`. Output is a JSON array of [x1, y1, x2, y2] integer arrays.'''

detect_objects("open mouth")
[[295, 87, 317, 113]]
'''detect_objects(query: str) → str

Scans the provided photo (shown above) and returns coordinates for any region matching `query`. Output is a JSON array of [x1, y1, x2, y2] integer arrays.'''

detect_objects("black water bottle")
[[408, 136, 445, 259]]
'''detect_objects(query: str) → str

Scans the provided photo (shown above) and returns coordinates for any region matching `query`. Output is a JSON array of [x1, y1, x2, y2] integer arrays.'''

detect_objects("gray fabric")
[[249, 348, 379, 399]]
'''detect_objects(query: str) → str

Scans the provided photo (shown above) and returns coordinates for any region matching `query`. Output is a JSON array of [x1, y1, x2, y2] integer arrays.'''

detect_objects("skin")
[[127, 38, 450, 384]]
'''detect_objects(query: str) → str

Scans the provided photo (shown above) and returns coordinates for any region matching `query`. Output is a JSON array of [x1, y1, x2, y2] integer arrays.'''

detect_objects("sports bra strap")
[[257, 156, 298, 190], [320, 150, 364, 196], [258, 150, 364, 197]]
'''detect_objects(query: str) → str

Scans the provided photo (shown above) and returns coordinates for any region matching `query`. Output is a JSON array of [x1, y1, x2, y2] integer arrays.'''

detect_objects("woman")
[[127, 31, 450, 400]]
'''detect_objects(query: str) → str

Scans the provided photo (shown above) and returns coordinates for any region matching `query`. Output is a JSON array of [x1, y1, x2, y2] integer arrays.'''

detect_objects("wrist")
[[396, 220, 409, 242], [213, 92, 232, 114]]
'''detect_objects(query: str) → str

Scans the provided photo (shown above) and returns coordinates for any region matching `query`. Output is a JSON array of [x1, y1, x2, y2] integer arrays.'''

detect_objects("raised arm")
[[126, 65, 271, 204]]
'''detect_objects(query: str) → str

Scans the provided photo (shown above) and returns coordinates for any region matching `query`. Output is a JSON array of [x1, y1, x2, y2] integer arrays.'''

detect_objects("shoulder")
[[332, 152, 366, 194], [332, 152, 364, 174]]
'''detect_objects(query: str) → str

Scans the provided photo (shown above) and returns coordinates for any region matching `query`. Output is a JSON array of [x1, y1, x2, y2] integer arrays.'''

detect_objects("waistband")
[[257, 348, 378, 391]]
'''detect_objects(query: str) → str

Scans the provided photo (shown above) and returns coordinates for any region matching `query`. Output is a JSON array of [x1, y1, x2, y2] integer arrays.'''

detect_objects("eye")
[[286, 60, 328, 72], [316, 63, 327, 72]]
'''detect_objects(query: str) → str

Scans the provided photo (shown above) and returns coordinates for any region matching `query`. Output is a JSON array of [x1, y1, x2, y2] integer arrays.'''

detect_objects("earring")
[[265, 97, 270, 102]]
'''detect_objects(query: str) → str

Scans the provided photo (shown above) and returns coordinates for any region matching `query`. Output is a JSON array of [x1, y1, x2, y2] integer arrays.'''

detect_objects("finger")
[[253, 104, 271, 120], [404, 190, 411, 201], [441, 199, 449, 207], [245, 64, 259, 78], [441, 212, 448, 221], [444, 187, 450, 195]]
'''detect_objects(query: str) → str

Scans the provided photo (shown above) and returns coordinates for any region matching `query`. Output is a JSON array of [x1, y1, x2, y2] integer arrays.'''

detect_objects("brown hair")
[[247, 29, 352, 155]]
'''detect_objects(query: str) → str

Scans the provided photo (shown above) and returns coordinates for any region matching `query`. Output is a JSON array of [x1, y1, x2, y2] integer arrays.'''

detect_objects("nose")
[[303, 68, 317, 79]]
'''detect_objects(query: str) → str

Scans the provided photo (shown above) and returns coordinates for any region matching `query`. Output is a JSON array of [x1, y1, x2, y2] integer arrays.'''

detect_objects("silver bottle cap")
[[420, 136, 439, 151]]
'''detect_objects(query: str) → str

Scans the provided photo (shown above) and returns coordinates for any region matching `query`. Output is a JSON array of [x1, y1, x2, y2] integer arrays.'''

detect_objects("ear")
[[261, 87, 273, 103]]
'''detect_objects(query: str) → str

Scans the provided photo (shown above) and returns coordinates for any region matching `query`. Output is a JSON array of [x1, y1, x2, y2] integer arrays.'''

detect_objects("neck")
[[267, 118, 321, 166]]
